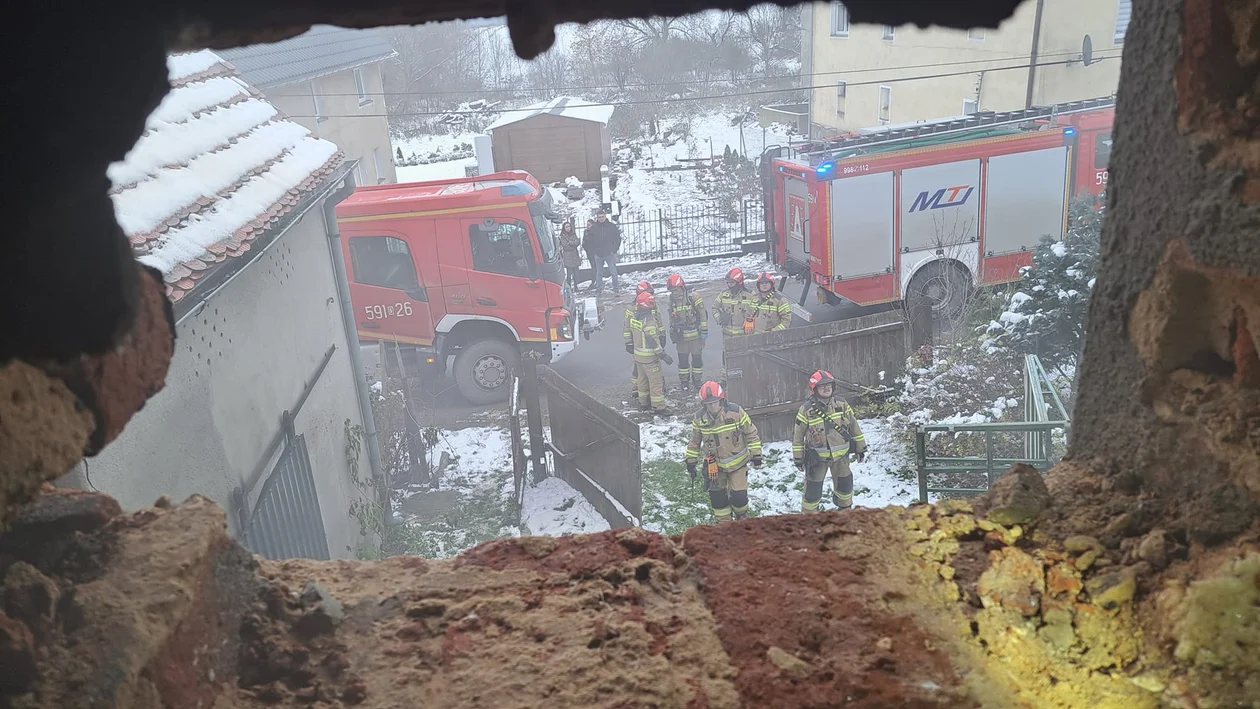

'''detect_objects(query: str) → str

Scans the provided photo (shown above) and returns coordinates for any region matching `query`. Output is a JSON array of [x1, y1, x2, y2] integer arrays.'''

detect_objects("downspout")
[[321, 162, 391, 525], [1025, 0, 1046, 108]]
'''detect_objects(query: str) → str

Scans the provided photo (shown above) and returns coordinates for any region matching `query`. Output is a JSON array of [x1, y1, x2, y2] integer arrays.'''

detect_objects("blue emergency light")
[[1063, 128, 1076, 136], [816, 162, 835, 176]]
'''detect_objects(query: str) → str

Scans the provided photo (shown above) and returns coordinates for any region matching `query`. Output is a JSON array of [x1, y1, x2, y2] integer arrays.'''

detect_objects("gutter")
[[320, 162, 392, 526], [1025, 0, 1046, 108]]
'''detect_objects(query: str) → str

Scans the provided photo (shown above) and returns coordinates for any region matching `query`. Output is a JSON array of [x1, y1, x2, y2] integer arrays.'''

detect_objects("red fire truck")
[[761, 96, 1114, 312], [335, 171, 593, 404]]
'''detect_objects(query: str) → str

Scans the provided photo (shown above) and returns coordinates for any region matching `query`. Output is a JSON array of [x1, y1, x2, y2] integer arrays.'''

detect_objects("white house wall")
[[87, 210, 368, 559]]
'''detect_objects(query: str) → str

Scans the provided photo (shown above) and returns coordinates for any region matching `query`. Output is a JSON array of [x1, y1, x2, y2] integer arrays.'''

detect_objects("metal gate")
[[240, 427, 331, 560], [723, 310, 907, 440], [538, 365, 642, 528]]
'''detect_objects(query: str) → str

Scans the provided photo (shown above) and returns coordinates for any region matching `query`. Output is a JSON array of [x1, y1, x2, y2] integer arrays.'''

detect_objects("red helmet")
[[637, 280, 654, 295], [756, 272, 776, 290], [698, 380, 725, 402], [636, 291, 656, 309], [666, 273, 686, 289], [725, 267, 745, 286], [809, 370, 836, 392]]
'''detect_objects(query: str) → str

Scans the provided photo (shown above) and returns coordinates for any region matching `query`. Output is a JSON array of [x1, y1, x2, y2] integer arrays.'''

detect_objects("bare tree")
[[740, 4, 802, 78]]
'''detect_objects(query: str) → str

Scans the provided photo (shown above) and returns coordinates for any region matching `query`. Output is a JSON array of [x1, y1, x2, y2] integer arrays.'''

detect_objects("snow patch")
[[167, 50, 222, 81], [1050, 241, 1067, 258], [520, 477, 610, 536], [150, 76, 251, 125]]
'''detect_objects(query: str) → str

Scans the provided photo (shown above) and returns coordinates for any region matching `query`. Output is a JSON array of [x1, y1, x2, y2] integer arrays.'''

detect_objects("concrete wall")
[[87, 209, 369, 560], [268, 63, 397, 185], [805, 0, 1124, 133]]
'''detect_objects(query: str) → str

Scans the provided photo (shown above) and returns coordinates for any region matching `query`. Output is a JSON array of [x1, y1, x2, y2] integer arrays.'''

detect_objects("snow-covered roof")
[[486, 96, 616, 131], [109, 49, 343, 305]]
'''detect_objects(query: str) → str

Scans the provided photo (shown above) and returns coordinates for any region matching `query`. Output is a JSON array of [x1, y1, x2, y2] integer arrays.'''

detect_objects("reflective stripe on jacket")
[[668, 289, 708, 340], [753, 292, 792, 332], [685, 403, 762, 471], [625, 308, 665, 363], [623, 305, 664, 344], [792, 395, 866, 462], [713, 287, 757, 337]]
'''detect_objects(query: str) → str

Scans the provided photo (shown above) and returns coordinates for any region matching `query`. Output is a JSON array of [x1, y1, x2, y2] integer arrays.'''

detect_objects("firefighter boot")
[[708, 488, 732, 523], [801, 478, 826, 513]]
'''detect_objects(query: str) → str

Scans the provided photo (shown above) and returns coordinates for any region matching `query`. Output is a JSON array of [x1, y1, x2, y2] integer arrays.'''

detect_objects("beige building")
[[220, 25, 398, 186], [802, 0, 1129, 135]]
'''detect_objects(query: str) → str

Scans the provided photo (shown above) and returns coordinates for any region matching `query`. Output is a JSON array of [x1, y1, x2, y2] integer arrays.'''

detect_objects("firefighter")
[[792, 370, 867, 512], [752, 272, 792, 333], [666, 273, 708, 390], [685, 381, 763, 521], [712, 267, 757, 382], [626, 281, 666, 401], [625, 290, 673, 414]]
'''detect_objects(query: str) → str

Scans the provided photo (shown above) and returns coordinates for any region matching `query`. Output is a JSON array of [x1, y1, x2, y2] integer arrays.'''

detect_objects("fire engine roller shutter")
[[783, 177, 809, 267], [983, 147, 1068, 256], [829, 171, 895, 279], [900, 159, 981, 253], [506, 125, 587, 182]]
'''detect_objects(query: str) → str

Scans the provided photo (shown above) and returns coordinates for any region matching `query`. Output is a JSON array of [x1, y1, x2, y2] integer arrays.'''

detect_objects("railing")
[[914, 354, 1070, 502], [574, 199, 764, 264]]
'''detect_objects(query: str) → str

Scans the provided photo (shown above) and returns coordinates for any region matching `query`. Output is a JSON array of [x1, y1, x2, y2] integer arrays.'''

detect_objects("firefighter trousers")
[[636, 360, 667, 411], [802, 458, 854, 512], [675, 337, 704, 385], [703, 464, 749, 521]]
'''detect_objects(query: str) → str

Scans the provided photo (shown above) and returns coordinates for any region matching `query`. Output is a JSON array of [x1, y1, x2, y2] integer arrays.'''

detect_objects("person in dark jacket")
[[585, 208, 622, 294], [581, 218, 598, 290], [558, 221, 582, 290]]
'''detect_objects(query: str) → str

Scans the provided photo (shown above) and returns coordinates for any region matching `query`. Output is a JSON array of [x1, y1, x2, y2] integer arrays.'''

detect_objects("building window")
[[469, 220, 535, 278], [836, 81, 847, 120], [311, 84, 326, 122], [348, 236, 421, 291], [830, 4, 849, 37], [968, 27, 985, 41], [963, 98, 978, 115], [372, 148, 384, 184], [878, 86, 892, 124], [882, 25, 895, 40], [354, 67, 371, 105], [1114, 0, 1131, 43]]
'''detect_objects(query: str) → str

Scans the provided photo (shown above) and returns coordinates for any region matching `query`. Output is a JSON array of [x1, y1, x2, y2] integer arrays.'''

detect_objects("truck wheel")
[[905, 261, 971, 348], [453, 339, 518, 405]]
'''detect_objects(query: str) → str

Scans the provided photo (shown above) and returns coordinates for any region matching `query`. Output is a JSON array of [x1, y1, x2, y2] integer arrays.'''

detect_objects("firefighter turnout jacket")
[[624, 301, 664, 340], [685, 402, 763, 472], [753, 290, 792, 333], [625, 308, 667, 364], [713, 287, 758, 337], [668, 288, 708, 342], [792, 395, 867, 463]]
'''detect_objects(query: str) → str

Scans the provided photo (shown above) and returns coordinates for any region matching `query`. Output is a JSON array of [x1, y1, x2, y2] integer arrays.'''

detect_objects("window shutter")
[[1115, 0, 1132, 42]]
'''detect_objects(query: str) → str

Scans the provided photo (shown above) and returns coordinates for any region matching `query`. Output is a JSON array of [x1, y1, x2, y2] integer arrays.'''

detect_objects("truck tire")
[[905, 261, 971, 350], [453, 339, 519, 405]]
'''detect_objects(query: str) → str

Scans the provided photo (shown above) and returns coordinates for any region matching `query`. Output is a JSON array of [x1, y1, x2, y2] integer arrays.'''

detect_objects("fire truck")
[[335, 171, 595, 404], [760, 96, 1114, 314]]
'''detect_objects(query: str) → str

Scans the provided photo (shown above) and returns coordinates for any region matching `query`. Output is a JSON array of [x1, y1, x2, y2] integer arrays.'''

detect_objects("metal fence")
[[914, 355, 1071, 502], [575, 198, 764, 264], [240, 432, 331, 560]]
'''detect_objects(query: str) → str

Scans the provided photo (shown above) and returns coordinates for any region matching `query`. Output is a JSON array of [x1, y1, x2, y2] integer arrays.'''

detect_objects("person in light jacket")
[[558, 221, 582, 290]]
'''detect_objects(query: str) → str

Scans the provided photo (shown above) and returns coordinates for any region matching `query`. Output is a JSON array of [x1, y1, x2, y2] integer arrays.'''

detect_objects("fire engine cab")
[[335, 171, 593, 404], [761, 96, 1114, 314]]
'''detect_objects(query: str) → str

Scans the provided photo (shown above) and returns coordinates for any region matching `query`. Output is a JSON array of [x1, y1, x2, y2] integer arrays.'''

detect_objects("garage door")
[[507, 126, 588, 182]]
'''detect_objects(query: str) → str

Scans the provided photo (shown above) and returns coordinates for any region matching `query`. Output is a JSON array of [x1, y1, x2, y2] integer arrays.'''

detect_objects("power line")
[[303, 47, 1118, 98], [280, 55, 1120, 119]]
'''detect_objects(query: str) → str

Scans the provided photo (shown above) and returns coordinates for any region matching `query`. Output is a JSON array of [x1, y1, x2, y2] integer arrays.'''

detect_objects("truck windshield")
[[531, 213, 558, 263]]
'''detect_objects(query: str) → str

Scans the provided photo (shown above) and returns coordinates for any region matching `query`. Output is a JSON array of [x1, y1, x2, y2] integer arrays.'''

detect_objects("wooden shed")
[[487, 97, 614, 183]]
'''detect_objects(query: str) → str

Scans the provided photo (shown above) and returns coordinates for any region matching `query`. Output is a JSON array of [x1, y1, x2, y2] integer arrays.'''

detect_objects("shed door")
[[507, 126, 588, 182]]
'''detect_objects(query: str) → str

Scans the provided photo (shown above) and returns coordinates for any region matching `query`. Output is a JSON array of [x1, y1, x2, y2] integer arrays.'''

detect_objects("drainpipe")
[[321, 163, 391, 524], [1025, 0, 1046, 108]]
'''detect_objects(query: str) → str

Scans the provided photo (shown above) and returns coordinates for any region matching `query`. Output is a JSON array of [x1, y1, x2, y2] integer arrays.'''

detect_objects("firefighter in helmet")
[[752, 272, 792, 333], [792, 370, 867, 512], [625, 280, 666, 402], [685, 381, 762, 521], [666, 273, 708, 390], [625, 290, 673, 414], [712, 267, 758, 381]]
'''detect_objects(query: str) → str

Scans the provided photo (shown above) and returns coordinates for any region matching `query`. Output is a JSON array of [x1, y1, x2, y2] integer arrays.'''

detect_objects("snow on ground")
[[637, 416, 917, 535], [391, 131, 479, 183], [397, 158, 476, 183], [618, 253, 771, 284], [396, 426, 607, 558]]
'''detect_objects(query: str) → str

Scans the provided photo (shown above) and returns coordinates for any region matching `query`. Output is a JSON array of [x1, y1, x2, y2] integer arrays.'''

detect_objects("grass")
[[641, 458, 714, 535], [386, 468, 520, 559]]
